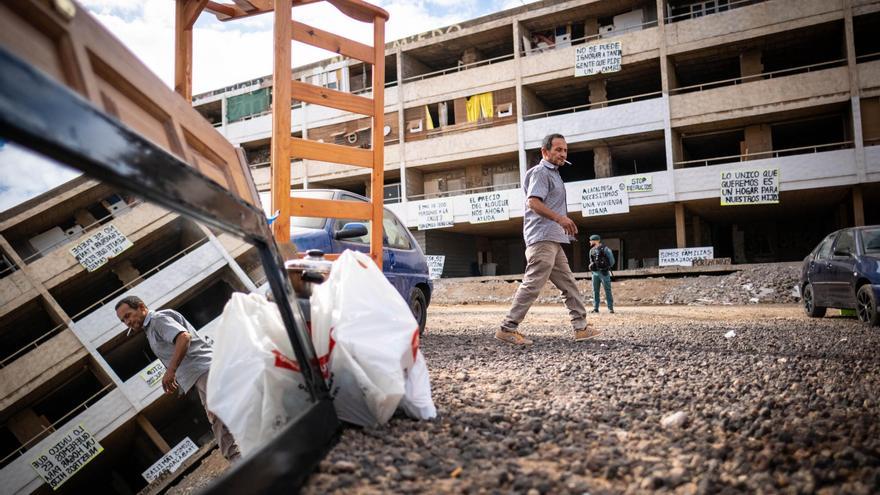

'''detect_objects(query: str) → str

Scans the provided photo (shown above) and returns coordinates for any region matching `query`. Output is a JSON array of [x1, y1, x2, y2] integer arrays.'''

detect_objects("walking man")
[[115, 296, 241, 461], [497, 133, 601, 345], [589, 234, 615, 313]]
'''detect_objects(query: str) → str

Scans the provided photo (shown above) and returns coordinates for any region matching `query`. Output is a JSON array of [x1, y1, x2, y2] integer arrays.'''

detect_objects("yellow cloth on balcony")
[[465, 96, 480, 123], [478, 92, 494, 119], [466, 92, 495, 123], [424, 105, 435, 130]]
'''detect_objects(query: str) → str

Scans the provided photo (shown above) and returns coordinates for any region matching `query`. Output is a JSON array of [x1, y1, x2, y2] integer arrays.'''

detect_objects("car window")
[[861, 228, 880, 254], [834, 230, 856, 256], [815, 234, 835, 260], [290, 190, 334, 229], [383, 210, 412, 250]]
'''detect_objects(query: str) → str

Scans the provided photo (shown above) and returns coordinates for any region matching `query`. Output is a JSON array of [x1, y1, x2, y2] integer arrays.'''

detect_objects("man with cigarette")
[[115, 296, 241, 461], [496, 133, 600, 345]]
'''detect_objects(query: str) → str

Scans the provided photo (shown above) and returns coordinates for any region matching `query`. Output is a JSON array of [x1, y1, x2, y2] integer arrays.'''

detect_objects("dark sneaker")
[[609, 309, 615, 314], [575, 326, 602, 342], [495, 328, 534, 346], [590, 309, 599, 313]]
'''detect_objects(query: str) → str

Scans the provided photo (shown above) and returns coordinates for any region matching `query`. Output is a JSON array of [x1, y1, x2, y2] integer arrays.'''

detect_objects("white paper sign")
[[579, 179, 630, 217], [425, 255, 445, 280], [69, 224, 133, 272], [139, 360, 166, 388], [659, 247, 714, 267], [720, 168, 779, 205], [141, 437, 198, 483], [31, 424, 103, 490], [575, 41, 623, 77], [625, 175, 653, 193], [467, 191, 510, 224], [416, 199, 454, 230]]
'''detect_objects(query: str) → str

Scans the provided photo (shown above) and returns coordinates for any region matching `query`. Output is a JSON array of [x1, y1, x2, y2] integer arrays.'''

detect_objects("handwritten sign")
[[575, 41, 622, 77], [625, 175, 653, 193], [425, 256, 445, 280], [416, 199, 453, 230], [468, 192, 510, 224], [579, 179, 630, 217], [659, 247, 714, 267], [139, 360, 166, 388], [721, 168, 779, 206], [31, 425, 103, 490], [141, 437, 198, 483], [69, 224, 132, 272]]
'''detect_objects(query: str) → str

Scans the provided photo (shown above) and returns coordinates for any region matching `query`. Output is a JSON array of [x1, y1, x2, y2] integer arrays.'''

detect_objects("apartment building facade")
[[0, 172, 265, 494], [194, 0, 880, 277]]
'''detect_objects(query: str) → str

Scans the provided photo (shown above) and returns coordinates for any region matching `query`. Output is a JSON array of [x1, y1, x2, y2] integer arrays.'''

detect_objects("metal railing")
[[669, 58, 847, 95], [0, 383, 114, 467], [523, 90, 662, 121], [0, 199, 143, 280], [0, 237, 211, 370], [419, 117, 515, 140], [675, 140, 854, 167], [408, 181, 520, 201], [401, 53, 516, 84], [350, 80, 399, 96], [665, 0, 764, 23], [856, 51, 880, 64], [520, 19, 659, 57]]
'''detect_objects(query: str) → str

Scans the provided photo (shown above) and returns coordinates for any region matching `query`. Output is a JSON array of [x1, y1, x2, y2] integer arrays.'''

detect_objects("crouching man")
[[115, 296, 241, 462]]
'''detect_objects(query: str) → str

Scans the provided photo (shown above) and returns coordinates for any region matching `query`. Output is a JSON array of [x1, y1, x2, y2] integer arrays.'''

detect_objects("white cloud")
[[0, 143, 81, 213]]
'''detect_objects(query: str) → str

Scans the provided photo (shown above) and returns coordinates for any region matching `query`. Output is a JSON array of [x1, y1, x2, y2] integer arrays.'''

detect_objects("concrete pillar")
[[137, 414, 171, 453], [73, 210, 98, 229], [111, 259, 141, 286], [588, 79, 607, 107], [461, 47, 482, 65], [844, 1, 867, 182], [466, 164, 484, 190], [670, 129, 684, 166], [853, 185, 865, 227], [691, 215, 702, 246], [8, 409, 49, 444], [301, 103, 310, 189], [396, 48, 408, 203], [675, 203, 686, 248], [657, 0, 678, 203], [513, 21, 528, 186], [743, 124, 773, 160], [572, 236, 584, 272], [739, 48, 763, 81], [594, 146, 613, 178], [585, 18, 599, 37], [664, 57, 678, 90]]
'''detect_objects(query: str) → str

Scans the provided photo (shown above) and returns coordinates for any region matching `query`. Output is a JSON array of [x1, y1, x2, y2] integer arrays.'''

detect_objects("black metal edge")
[[200, 398, 340, 494], [0, 37, 342, 449]]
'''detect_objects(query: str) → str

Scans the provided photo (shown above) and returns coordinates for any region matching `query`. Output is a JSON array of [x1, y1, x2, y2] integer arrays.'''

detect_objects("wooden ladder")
[[175, 0, 389, 266]]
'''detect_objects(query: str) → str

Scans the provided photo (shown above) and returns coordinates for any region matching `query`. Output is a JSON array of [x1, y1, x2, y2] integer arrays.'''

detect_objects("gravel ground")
[[431, 263, 802, 306], [300, 304, 880, 494]]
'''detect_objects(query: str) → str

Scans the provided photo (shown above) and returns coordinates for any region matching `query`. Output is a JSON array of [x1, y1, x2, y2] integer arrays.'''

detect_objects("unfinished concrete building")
[[196, 0, 880, 276], [0, 175, 262, 493]]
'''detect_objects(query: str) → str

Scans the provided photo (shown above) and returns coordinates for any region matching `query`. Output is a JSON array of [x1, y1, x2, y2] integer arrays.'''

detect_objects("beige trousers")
[[195, 371, 241, 462], [502, 241, 587, 332]]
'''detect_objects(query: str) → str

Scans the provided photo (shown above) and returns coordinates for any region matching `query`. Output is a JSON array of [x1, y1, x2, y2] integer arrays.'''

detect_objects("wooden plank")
[[368, 16, 385, 267], [327, 0, 389, 23], [290, 137, 373, 168], [174, 0, 193, 101], [290, 197, 372, 220], [291, 21, 374, 64], [291, 80, 373, 116], [271, 0, 292, 243], [183, 0, 209, 28]]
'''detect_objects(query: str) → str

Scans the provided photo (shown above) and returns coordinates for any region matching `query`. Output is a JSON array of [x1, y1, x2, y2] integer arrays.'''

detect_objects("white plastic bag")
[[207, 292, 312, 456], [400, 350, 437, 420], [311, 249, 428, 426]]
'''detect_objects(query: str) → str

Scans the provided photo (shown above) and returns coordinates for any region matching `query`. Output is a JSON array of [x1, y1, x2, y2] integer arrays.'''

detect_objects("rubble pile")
[[660, 263, 802, 306]]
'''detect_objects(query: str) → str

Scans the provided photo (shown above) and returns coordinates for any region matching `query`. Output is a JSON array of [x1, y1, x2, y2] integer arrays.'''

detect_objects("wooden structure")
[[175, 0, 389, 266]]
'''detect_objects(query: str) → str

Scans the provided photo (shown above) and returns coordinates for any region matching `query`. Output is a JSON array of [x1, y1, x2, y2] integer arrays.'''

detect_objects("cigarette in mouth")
[[564, 160, 572, 165]]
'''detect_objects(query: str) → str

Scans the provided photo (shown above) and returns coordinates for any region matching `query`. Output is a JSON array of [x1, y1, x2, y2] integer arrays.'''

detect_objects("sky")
[[0, 0, 540, 213]]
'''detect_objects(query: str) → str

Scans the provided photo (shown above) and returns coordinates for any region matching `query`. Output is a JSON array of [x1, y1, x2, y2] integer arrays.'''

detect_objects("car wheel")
[[410, 287, 427, 336], [856, 285, 879, 327], [803, 283, 826, 318]]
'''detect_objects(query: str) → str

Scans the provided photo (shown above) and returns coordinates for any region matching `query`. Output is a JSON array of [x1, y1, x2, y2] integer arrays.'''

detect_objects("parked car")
[[799, 225, 880, 326], [289, 189, 432, 333]]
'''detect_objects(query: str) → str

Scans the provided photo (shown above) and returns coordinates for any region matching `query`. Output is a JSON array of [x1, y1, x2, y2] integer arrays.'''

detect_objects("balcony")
[[70, 241, 227, 350], [664, 0, 844, 53], [674, 145, 858, 201], [867, 145, 880, 180], [520, 24, 660, 84], [669, 62, 850, 127], [404, 123, 518, 168], [401, 57, 516, 105], [524, 94, 665, 148], [858, 57, 880, 92], [0, 269, 36, 318], [0, 329, 86, 409]]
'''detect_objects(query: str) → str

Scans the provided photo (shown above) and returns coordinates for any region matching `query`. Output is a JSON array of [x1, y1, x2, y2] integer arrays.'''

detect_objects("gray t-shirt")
[[144, 309, 212, 394], [522, 159, 570, 246]]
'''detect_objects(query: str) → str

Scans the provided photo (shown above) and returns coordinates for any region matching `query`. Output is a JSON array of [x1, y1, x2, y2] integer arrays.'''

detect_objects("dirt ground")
[[166, 303, 880, 494]]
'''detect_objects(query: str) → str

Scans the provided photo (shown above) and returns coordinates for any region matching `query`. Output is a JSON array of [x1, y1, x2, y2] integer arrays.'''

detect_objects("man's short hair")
[[115, 295, 146, 311], [542, 133, 566, 151]]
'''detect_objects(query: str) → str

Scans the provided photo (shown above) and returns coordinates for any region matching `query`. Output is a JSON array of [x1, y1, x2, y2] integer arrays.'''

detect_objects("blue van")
[[289, 189, 432, 333]]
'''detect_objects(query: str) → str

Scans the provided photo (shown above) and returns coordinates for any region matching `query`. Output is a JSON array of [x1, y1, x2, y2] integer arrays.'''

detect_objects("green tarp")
[[226, 88, 270, 122]]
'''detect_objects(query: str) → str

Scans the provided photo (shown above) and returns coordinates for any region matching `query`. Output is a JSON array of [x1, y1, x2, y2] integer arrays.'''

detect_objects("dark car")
[[799, 225, 880, 326], [289, 189, 432, 332]]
